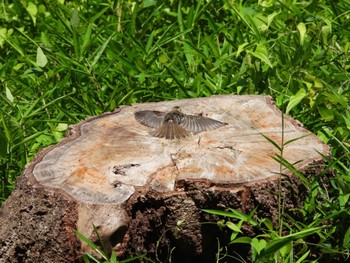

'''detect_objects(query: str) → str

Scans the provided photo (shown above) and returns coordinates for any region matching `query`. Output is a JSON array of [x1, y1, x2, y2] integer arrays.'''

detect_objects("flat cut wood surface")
[[33, 95, 326, 201]]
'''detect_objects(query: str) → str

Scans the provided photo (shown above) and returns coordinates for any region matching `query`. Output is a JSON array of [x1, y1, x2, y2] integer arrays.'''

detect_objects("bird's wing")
[[151, 123, 189, 139], [134, 110, 165, 128], [180, 115, 227, 133]]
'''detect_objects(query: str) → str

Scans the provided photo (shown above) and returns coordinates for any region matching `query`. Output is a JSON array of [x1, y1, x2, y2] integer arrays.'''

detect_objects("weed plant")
[[1, 0, 350, 262]]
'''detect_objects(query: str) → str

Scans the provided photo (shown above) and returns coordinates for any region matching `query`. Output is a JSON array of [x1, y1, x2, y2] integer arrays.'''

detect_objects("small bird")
[[134, 106, 227, 139]]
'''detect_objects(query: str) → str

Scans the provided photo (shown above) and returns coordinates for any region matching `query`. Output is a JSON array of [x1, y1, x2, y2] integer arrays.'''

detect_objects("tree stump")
[[0, 95, 329, 262]]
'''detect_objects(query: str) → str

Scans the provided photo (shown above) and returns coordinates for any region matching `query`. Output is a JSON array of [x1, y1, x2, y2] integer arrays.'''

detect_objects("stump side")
[[0, 175, 80, 262]]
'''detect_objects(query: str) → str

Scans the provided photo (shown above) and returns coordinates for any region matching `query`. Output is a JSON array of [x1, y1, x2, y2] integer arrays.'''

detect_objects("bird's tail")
[[150, 123, 189, 139]]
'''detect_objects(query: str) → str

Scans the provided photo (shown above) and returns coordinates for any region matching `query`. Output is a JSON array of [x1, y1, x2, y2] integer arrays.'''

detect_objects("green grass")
[[1, 0, 350, 261]]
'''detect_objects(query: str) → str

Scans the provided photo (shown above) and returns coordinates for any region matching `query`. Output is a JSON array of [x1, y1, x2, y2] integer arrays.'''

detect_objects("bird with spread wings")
[[134, 106, 227, 139]]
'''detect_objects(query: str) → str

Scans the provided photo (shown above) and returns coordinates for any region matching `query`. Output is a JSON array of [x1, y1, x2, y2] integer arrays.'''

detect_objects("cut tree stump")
[[0, 95, 329, 262]]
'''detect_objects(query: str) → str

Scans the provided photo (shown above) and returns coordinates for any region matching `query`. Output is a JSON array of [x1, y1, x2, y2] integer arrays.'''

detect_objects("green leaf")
[[56, 123, 69, 132], [343, 111, 350, 130], [73, 228, 108, 260], [247, 44, 273, 68], [159, 54, 168, 64], [82, 23, 93, 54], [272, 154, 310, 187], [296, 250, 311, 263], [35, 134, 54, 146], [297, 22, 306, 46], [26, 2, 38, 26], [267, 11, 280, 27], [260, 226, 326, 257], [203, 208, 258, 226], [236, 42, 249, 58], [143, 0, 157, 8], [260, 132, 282, 152], [318, 107, 334, 121], [339, 193, 350, 209], [343, 226, 350, 249], [325, 92, 348, 109], [279, 241, 292, 258], [252, 238, 267, 255], [0, 28, 7, 48], [109, 251, 118, 263], [5, 87, 14, 103], [90, 34, 115, 70], [226, 221, 242, 233], [36, 46, 48, 68], [284, 133, 311, 146], [230, 236, 252, 244], [70, 8, 80, 29], [286, 88, 306, 114], [0, 114, 11, 146]]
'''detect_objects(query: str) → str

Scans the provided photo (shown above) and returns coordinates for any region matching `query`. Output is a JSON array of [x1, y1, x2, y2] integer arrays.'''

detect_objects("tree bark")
[[0, 95, 330, 262]]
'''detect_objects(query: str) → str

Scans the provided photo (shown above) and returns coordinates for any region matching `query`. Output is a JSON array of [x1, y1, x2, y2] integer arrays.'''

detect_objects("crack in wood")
[[112, 164, 140, 176]]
